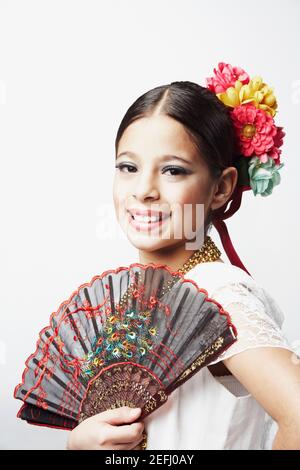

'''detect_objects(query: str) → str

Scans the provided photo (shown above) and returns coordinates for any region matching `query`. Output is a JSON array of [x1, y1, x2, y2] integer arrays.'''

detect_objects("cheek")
[[169, 181, 211, 230], [112, 187, 119, 217], [113, 176, 125, 202], [171, 180, 209, 207], [113, 186, 130, 222]]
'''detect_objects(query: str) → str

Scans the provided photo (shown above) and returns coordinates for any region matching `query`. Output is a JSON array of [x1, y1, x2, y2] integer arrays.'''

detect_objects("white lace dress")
[[143, 261, 297, 450]]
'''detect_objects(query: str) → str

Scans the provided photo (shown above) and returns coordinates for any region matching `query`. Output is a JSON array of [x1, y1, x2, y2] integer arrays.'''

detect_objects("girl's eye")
[[163, 166, 188, 176], [115, 163, 137, 173], [115, 163, 188, 176]]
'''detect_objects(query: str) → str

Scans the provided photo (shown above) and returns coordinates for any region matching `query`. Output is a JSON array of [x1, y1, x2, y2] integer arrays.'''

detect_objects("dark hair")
[[115, 81, 236, 235]]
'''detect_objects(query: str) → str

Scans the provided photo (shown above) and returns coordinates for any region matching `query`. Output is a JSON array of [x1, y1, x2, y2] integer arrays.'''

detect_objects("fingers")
[[75, 407, 145, 450], [114, 435, 145, 451], [96, 406, 142, 426], [103, 420, 144, 444]]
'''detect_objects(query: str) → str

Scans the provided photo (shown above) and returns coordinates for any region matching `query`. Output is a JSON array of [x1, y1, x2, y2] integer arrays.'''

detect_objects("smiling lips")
[[128, 209, 170, 231]]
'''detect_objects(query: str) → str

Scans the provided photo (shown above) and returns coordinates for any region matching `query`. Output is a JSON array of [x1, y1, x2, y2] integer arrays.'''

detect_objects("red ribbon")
[[212, 184, 253, 278]]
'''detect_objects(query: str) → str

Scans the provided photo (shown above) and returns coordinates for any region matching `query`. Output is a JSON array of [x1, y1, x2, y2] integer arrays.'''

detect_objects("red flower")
[[231, 104, 277, 157], [268, 126, 285, 164], [205, 62, 250, 94]]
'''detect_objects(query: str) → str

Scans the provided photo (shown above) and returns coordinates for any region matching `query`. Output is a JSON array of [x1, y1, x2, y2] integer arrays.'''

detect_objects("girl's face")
[[113, 114, 220, 257]]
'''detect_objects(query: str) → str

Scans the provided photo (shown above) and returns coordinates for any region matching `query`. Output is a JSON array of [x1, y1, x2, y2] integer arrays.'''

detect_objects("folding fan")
[[14, 262, 238, 432]]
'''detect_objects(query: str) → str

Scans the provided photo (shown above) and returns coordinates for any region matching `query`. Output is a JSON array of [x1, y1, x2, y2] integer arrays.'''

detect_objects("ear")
[[210, 167, 238, 211]]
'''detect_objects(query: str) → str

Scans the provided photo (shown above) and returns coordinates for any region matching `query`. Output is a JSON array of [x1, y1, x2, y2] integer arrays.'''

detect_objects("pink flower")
[[267, 126, 285, 164], [205, 62, 250, 93], [231, 104, 277, 157]]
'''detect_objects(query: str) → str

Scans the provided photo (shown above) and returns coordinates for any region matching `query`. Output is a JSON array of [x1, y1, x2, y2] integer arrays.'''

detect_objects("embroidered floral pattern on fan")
[[81, 306, 160, 379]]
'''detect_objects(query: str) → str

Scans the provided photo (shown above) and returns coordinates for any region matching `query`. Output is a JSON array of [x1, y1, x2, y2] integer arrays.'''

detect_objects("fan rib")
[[20, 389, 78, 419], [31, 358, 82, 402], [83, 287, 100, 336], [132, 272, 139, 311], [65, 307, 89, 355], [147, 349, 177, 381], [108, 275, 116, 316], [43, 331, 88, 387], [155, 287, 190, 359], [155, 342, 185, 375], [44, 330, 62, 353]]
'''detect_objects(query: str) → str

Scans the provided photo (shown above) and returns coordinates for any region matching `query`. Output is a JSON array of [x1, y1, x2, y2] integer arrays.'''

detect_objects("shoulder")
[[186, 261, 285, 329], [194, 264, 295, 366], [185, 260, 257, 297]]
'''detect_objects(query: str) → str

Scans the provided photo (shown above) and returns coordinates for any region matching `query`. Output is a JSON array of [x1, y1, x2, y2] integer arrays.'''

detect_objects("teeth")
[[132, 214, 161, 223]]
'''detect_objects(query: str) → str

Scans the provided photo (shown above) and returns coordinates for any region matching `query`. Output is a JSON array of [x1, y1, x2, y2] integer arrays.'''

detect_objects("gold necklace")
[[176, 235, 222, 275], [138, 235, 221, 450]]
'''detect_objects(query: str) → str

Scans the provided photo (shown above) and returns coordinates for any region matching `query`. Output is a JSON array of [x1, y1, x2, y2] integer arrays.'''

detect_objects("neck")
[[138, 237, 208, 272]]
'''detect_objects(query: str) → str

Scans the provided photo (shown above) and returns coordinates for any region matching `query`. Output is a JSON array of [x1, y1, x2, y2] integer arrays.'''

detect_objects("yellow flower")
[[217, 76, 277, 117]]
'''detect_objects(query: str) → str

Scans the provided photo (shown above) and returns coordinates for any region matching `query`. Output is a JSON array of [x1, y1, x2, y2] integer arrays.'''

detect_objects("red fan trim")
[[17, 403, 76, 430]]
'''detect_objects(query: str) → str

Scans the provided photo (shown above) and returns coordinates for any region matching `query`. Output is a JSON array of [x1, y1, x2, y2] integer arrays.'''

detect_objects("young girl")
[[61, 66, 299, 450]]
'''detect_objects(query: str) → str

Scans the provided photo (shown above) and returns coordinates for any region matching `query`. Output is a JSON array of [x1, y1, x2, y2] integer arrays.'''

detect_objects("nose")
[[133, 170, 159, 201]]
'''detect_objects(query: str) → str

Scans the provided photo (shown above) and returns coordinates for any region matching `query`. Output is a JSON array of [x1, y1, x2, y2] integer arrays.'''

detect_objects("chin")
[[127, 235, 172, 253]]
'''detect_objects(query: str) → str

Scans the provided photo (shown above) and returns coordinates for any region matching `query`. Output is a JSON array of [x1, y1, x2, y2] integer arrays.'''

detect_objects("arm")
[[223, 347, 300, 450]]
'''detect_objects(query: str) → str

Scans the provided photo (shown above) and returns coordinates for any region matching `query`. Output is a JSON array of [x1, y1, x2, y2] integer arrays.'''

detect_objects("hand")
[[66, 406, 145, 450]]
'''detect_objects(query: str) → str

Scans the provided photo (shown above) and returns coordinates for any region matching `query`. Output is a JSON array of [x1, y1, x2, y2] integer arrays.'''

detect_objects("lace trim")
[[208, 281, 295, 365]]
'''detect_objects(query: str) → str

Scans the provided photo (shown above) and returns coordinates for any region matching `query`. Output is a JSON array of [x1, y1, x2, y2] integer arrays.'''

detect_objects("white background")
[[0, 0, 299, 449]]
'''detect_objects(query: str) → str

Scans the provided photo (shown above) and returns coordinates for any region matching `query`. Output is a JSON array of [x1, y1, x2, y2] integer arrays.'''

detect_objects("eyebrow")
[[116, 151, 192, 165]]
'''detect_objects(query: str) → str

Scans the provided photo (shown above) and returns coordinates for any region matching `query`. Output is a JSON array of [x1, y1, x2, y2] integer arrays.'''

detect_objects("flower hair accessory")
[[204, 62, 285, 276]]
